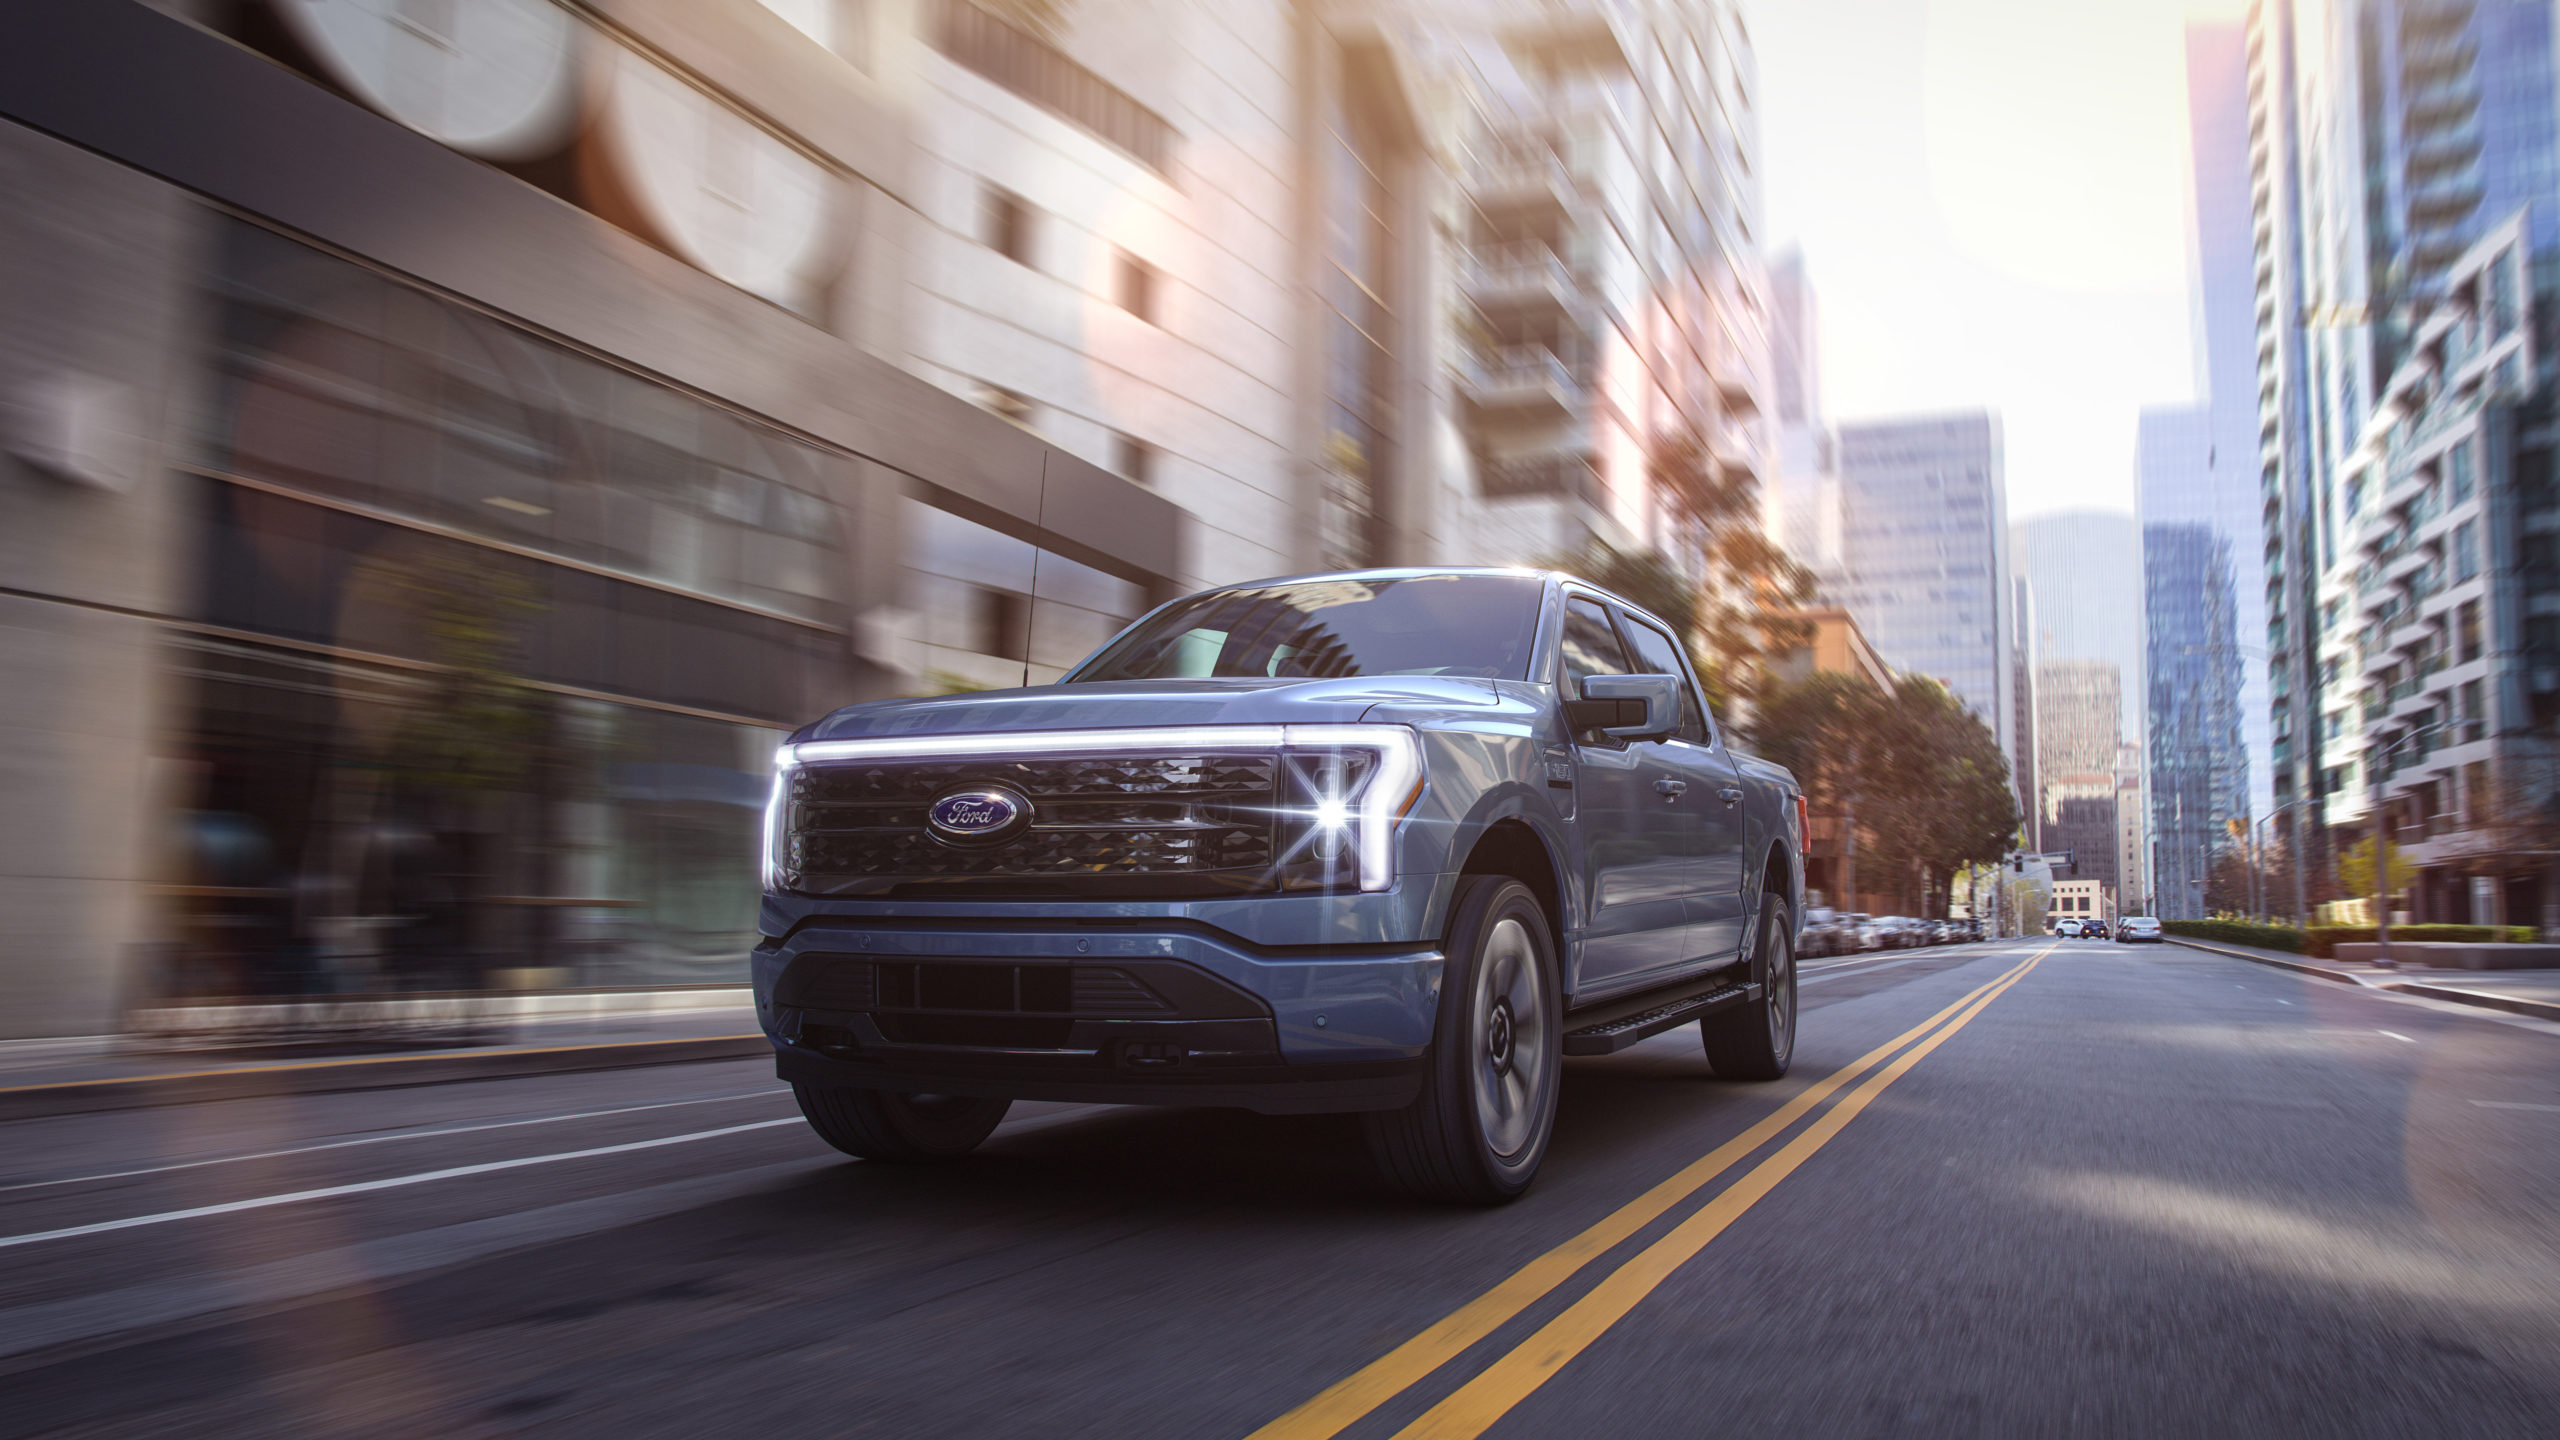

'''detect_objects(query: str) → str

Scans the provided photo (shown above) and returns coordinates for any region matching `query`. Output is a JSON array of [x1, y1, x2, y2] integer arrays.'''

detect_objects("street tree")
[[1749, 671, 2018, 918]]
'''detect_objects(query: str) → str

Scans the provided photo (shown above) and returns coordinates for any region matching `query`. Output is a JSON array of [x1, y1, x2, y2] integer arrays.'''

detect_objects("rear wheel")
[[793, 1084, 1011, 1161], [1702, 896, 1795, 1080], [1364, 875, 1560, 1205]]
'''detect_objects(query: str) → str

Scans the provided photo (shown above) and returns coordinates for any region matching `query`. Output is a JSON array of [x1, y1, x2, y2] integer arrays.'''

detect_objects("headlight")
[[1274, 725, 1424, 892]]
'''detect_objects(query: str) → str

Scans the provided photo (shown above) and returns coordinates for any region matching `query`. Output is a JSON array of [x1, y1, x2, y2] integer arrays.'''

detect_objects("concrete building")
[[2051, 878, 2112, 925], [2327, 218, 2558, 926], [1833, 411, 2014, 764], [0, 0, 1463, 1035], [2246, 0, 2560, 895], [1451, 0, 1771, 571], [2034, 658, 2122, 837]]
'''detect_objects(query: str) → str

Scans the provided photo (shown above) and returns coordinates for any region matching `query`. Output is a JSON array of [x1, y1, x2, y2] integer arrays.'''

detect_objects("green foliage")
[[1542, 541, 1729, 712], [2167, 920, 2537, 957], [1643, 427, 1816, 705], [1747, 670, 2019, 915], [388, 547, 546, 796], [2162, 919, 2305, 953], [2300, 924, 2535, 958], [2334, 836, 2418, 898]]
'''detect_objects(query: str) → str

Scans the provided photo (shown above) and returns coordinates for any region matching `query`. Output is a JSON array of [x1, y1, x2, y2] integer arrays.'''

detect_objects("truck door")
[[1615, 613, 1749, 970], [1557, 595, 1700, 993]]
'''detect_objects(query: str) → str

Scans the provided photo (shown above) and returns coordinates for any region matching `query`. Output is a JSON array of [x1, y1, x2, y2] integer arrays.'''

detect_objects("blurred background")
[[3, 0, 2556, 1041]]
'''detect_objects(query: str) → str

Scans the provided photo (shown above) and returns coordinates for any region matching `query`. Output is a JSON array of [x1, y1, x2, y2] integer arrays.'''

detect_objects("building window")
[[980, 384, 1035, 427], [974, 586, 1031, 660], [1116, 250, 1159, 323], [1319, 54, 1394, 569], [983, 184, 1035, 266], [932, 0, 1177, 172], [1113, 432, 1155, 488], [2449, 440, 2475, 502], [2454, 520, 2479, 582], [2459, 601, 2483, 663]]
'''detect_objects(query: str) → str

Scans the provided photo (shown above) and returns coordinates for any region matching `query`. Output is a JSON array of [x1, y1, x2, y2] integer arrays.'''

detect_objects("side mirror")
[[1565, 674, 1680, 740]]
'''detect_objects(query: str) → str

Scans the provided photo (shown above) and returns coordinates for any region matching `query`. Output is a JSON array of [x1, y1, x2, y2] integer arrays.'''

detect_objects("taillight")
[[1796, 793, 1810, 854]]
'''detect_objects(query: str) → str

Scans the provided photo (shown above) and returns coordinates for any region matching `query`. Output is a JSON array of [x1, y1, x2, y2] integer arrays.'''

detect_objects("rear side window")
[[1558, 597, 1630, 688], [1617, 614, 1712, 744]]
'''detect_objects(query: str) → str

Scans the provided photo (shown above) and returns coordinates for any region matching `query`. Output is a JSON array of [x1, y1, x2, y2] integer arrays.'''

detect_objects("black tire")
[[1703, 895, 1795, 1081], [792, 1084, 1011, 1161], [1363, 875, 1561, 1205]]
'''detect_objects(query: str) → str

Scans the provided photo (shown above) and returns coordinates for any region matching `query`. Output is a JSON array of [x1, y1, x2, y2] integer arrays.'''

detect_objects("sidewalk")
[[0, 994, 767, 1122], [2164, 938, 2560, 1023]]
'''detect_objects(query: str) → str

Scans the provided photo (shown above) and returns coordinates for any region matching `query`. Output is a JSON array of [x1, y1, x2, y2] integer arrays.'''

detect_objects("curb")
[[2382, 981, 2560, 1024], [2165, 938, 2363, 985], [0, 1034, 772, 1122]]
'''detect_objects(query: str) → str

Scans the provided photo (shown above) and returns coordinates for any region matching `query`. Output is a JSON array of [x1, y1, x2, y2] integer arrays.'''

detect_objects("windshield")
[[1070, 574, 1544, 682]]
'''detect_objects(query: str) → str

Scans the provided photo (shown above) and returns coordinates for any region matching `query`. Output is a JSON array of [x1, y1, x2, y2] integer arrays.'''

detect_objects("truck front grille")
[[781, 750, 1281, 896]]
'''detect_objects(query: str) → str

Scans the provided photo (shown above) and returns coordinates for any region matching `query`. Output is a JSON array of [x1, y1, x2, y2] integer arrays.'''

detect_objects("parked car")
[[2115, 916, 2165, 944], [2055, 918, 2084, 938], [755, 568, 1808, 1204], [1799, 907, 1850, 957]]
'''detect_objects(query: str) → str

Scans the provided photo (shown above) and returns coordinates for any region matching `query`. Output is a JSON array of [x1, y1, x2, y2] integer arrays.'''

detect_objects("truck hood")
[[800, 676, 1502, 741]]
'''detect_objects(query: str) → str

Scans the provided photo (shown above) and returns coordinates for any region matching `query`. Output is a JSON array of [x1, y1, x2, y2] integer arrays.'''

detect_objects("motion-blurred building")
[[2140, 19, 2268, 920], [1831, 411, 2016, 767], [0, 0, 1488, 1035], [1446, 0, 1772, 568], [1765, 249, 1842, 588], [2247, 0, 2560, 928], [2011, 512, 2140, 741]]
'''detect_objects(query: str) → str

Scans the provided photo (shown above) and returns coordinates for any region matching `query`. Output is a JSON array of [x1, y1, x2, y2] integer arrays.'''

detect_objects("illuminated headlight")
[[762, 748, 798, 893], [1275, 725, 1425, 892]]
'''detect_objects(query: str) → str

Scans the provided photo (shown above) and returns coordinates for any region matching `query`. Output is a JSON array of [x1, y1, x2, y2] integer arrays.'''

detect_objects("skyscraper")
[[2248, 0, 2560, 877], [2012, 510, 2142, 740], [1833, 412, 2014, 764]]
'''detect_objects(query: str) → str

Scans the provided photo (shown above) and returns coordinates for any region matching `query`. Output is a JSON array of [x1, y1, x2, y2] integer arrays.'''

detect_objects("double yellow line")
[[1247, 945, 2053, 1440]]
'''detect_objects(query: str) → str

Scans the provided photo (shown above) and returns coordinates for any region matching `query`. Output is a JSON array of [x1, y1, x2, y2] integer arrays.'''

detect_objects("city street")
[[2, 939, 2556, 1438]]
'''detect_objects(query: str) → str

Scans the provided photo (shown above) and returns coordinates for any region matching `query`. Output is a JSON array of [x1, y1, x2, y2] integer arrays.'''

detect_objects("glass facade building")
[[1832, 412, 2014, 763]]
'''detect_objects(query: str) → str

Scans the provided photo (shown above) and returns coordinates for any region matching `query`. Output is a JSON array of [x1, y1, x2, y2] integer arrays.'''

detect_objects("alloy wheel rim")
[[1472, 916, 1550, 1159], [1767, 925, 1796, 1062]]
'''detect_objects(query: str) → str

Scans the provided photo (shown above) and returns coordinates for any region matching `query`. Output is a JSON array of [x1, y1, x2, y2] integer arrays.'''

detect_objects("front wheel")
[[1702, 896, 1795, 1080], [1364, 875, 1561, 1205], [793, 1084, 1011, 1161]]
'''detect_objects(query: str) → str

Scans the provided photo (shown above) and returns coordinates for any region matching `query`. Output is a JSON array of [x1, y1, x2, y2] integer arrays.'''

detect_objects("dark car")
[[754, 570, 1807, 1203], [2083, 918, 2109, 940]]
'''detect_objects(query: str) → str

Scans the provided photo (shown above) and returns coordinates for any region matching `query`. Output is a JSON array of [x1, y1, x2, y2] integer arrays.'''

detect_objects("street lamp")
[[2369, 720, 2447, 969], [2250, 797, 2312, 929]]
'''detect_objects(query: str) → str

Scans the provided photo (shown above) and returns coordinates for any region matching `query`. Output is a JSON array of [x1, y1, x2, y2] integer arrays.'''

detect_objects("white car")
[[2054, 918, 2084, 938], [2114, 916, 2165, 944]]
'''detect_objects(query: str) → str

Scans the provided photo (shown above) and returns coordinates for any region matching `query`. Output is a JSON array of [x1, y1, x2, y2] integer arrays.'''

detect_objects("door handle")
[[1654, 778, 1687, 798], [1717, 786, 1745, 805]]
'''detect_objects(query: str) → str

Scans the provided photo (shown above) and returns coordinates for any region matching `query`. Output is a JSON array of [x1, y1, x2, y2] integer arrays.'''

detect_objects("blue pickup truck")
[[755, 568, 1806, 1202]]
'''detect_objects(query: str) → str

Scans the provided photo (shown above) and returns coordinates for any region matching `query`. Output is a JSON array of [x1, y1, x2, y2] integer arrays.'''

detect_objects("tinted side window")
[[1559, 597, 1631, 688], [1618, 615, 1712, 744]]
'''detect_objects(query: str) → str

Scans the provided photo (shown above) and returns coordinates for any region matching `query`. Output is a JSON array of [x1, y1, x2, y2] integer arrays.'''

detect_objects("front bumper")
[[752, 917, 1441, 1115]]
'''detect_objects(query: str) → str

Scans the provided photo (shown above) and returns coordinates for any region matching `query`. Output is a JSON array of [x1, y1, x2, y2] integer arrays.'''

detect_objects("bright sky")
[[1750, 0, 2244, 520]]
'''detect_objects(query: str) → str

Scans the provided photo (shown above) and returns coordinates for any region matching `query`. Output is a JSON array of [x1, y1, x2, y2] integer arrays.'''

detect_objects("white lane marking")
[[2472, 1100, 2560, 1113], [0, 1089, 791, 1194], [2276, 999, 2294, 1006], [0, 1119, 804, 1251], [2378, 1030, 2419, 1044]]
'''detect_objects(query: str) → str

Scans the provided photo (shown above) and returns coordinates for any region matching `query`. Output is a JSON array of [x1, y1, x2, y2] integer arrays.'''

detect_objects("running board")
[[1561, 982, 1759, 1055]]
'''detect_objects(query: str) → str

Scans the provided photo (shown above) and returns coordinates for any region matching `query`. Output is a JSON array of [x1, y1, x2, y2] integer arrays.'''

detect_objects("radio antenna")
[[1022, 455, 1046, 689]]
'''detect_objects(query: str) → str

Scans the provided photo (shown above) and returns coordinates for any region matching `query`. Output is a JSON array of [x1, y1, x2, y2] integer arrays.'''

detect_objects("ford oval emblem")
[[927, 786, 1030, 844]]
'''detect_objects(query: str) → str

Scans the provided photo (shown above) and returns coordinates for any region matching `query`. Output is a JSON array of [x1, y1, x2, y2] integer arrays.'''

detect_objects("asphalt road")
[[4, 937, 2558, 1438]]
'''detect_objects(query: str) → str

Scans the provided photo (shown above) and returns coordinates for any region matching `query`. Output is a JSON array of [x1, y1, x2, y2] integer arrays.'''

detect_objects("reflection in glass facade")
[[174, 218, 872, 996], [2143, 521, 2249, 920]]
